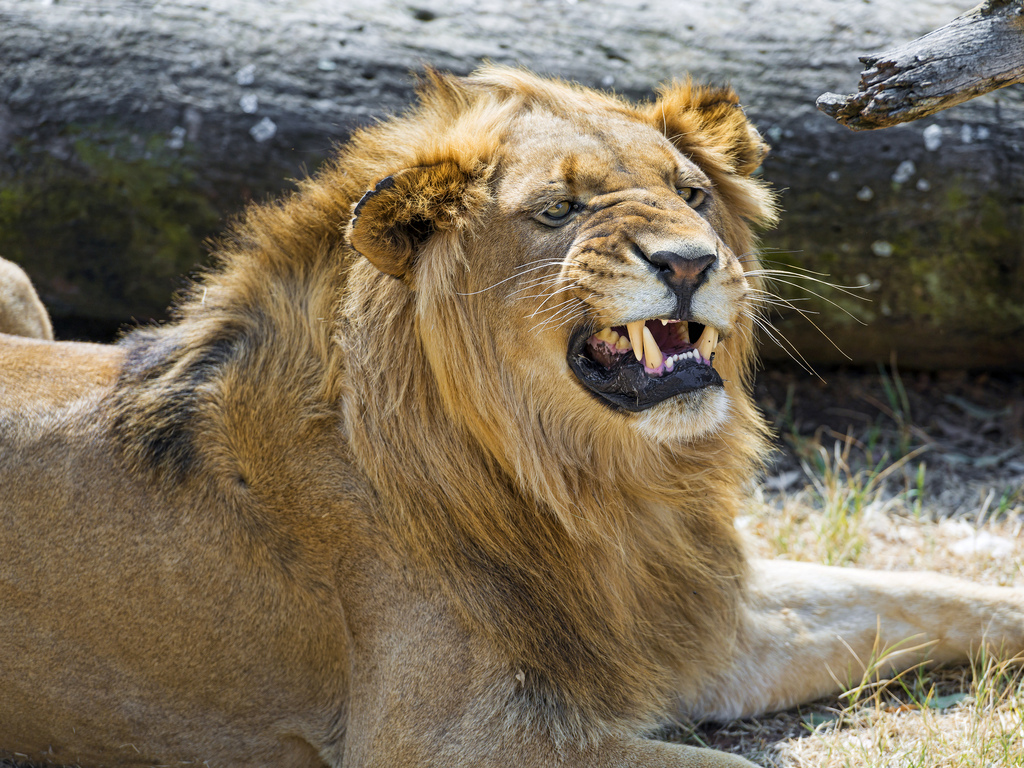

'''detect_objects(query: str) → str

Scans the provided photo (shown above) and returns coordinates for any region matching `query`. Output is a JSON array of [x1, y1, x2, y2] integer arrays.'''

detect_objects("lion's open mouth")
[[567, 319, 724, 412]]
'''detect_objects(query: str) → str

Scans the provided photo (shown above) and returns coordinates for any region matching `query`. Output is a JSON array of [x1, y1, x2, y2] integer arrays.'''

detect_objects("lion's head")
[[343, 66, 775, 472]]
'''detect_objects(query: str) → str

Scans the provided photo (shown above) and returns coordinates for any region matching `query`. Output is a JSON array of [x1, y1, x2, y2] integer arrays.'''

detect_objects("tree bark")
[[1, 0, 1023, 369], [817, 0, 1024, 129]]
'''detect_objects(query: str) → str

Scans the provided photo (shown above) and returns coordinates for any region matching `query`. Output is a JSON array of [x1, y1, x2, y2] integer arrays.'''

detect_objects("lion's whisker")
[[748, 275, 867, 327], [458, 260, 566, 295], [518, 288, 578, 302], [526, 290, 581, 320], [746, 269, 870, 296], [508, 271, 576, 297], [511, 276, 573, 298], [528, 297, 592, 334], [745, 289, 819, 315], [748, 260, 834, 277], [744, 286, 854, 361], [531, 279, 578, 304], [741, 308, 821, 378], [536, 311, 590, 335], [528, 298, 582, 324], [510, 259, 568, 277]]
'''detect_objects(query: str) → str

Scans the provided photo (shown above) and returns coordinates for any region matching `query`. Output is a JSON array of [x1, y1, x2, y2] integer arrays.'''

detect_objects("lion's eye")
[[677, 187, 706, 208], [542, 201, 574, 220]]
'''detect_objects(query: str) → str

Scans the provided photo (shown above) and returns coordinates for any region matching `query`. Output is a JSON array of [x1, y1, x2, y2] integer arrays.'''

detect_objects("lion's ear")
[[346, 160, 483, 278], [647, 81, 769, 177]]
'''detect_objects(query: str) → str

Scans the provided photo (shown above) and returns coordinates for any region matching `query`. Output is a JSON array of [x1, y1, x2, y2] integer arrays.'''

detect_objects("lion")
[[1, 67, 1021, 768], [0, 256, 53, 340]]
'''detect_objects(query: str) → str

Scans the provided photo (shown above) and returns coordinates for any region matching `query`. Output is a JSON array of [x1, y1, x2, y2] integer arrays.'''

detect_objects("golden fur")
[[1, 68, 1021, 768], [0, 256, 53, 340]]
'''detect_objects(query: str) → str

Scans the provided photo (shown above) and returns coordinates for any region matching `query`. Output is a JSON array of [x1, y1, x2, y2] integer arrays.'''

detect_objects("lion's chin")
[[631, 387, 733, 444]]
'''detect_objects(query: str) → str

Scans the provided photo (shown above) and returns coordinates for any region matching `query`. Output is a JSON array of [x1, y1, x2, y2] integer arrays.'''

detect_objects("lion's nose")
[[645, 248, 716, 296]]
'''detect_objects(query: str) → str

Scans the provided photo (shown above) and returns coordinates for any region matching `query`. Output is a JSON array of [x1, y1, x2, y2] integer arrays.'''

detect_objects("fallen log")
[[1, 0, 1022, 369]]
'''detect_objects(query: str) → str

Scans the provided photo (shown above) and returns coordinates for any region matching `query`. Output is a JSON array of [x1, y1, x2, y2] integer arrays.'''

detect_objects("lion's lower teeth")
[[695, 326, 719, 361], [589, 321, 715, 370]]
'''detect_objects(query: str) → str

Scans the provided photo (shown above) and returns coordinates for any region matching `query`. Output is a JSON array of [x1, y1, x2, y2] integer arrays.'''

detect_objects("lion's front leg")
[[684, 558, 1024, 720], [339, 574, 760, 767]]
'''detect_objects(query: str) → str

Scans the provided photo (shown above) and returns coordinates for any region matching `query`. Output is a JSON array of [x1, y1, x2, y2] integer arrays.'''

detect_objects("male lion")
[[1, 67, 1021, 768]]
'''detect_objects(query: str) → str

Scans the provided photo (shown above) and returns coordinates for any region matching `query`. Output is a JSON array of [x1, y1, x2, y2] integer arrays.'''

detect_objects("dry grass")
[[696, 430, 1024, 768], [774, 656, 1024, 767]]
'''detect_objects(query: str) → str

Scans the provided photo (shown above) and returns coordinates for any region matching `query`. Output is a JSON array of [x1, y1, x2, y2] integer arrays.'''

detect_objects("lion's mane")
[[111, 67, 776, 741]]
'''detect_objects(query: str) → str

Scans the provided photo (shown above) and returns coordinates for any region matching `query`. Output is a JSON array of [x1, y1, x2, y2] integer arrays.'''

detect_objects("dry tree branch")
[[817, 0, 1024, 130]]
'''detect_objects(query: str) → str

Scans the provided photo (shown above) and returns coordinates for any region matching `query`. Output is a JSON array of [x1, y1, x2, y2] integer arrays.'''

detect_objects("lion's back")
[[0, 335, 122, 410]]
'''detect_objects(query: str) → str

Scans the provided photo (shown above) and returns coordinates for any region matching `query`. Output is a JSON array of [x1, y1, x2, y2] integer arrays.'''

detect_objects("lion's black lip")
[[567, 326, 723, 412]]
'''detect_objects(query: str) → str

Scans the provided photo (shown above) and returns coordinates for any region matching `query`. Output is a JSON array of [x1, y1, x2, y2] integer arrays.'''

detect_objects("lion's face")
[[346, 69, 774, 447], [477, 110, 750, 438]]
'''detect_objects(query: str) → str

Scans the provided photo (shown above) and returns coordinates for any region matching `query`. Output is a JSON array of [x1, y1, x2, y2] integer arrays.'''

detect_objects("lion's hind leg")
[[0, 257, 53, 340], [685, 558, 1024, 720]]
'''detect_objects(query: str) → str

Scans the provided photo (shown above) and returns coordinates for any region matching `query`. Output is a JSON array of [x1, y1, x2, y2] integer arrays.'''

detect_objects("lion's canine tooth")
[[696, 326, 719, 361], [626, 321, 644, 361], [641, 326, 663, 369]]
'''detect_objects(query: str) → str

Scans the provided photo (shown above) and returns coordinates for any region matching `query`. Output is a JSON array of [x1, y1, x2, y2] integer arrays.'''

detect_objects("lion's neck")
[[340, 293, 763, 736]]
